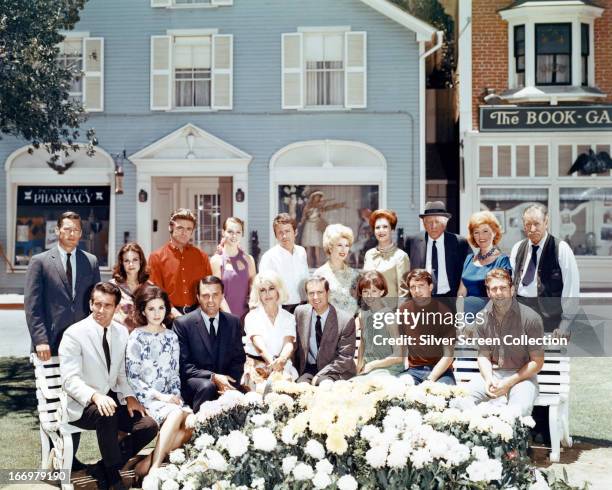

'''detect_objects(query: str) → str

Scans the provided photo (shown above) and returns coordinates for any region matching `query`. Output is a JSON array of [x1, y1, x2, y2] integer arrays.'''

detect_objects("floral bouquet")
[[142, 376, 562, 490]]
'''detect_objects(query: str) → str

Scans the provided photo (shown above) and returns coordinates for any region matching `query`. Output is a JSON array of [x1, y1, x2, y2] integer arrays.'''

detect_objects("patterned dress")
[[314, 262, 359, 316], [126, 328, 188, 425]]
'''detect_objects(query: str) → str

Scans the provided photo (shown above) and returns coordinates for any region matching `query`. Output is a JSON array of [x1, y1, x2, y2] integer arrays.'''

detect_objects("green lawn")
[[0, 356, 610, 470]]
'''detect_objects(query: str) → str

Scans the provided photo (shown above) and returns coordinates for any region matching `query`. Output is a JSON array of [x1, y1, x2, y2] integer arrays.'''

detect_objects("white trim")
[[166, 28, 219, 36], [5, 146, 115, 273], [458, 0, 472, 135], [83, 37, 104, 113], [418, 42, 426, 214], [358, 0, 436, 41], [59, 31, 90, 39], [298, 26, 351, 33]]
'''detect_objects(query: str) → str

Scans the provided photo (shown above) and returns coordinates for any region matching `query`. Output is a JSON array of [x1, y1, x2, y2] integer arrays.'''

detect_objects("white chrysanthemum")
[[194, 433, 215, 450], [251, 477, 265, 490], [466, 459, 503, 482], [161, 480, 179, 490], [226, 430, 249, 458], [252, 427, 277, 452], [244, 391, 264, 406], [521, 416, 536, 428], [445, 443, 471, 466], [313, 471, 332, 489], [282, 455, 298, 475], [315, 458, 334, 475], [142, 474, 160, 490], [471, 446, 489, 461], [360, 424, 381, 443], [305, 439, 326, 460], [365, 445, 388, 468], [168, 448, 185, 464], [403, 409, 424, 432], [411, 448, 432, 469], [205, 449, 228, 472], [387, 440, 410, 468], [281, 425, 298, 445], [337, 474, 358, 490], [160, 465, 179, 481], [293, 462, 314, 481], [529, 469, 551, 490], [318, 379, 334, 391], [251, 413, 273, 427]]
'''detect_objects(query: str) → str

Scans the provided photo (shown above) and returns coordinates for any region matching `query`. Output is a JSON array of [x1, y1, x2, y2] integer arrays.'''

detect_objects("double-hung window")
[[174, 36, 212, 108], [581, 23, 589, 87], [513, 25, 525, 87], [59, 39, 83, 100], [282, 29, 367, 110], [535, 23, 571, 85]]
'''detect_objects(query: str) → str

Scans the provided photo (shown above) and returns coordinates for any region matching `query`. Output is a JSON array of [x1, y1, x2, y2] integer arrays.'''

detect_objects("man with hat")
[[404, 201, 470, 297]]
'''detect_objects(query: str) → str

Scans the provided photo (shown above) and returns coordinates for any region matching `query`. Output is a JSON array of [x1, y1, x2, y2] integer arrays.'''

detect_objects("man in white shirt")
[[510, 204, 580, 337], [259, 213, 310, 313]]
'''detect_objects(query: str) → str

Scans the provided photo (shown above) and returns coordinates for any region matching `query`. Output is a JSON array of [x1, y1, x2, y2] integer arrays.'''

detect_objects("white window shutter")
[[150, 36, 172, 111], [150, 0, 171, 7], [211, 0, 233, 5], [211, 34, 233, 110], [83, 37, 104, 112], [282, 33, 303, 109], [345, 31, 367, 109]]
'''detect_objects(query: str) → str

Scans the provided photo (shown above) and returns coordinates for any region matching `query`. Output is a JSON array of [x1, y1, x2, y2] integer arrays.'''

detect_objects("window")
[[150, 34, 232, 111], [478, 145, 548, 178], [14, 186, 110, 267], [514, 25, 525, 87], [282, 30, 366, 110], [59, 39, 83, 100], [535, 23, 571, 85], [174, 36, 211, 108], [150, 0, 232, 7], [581, 23, 589, 87], [175, 0, 210, 4]]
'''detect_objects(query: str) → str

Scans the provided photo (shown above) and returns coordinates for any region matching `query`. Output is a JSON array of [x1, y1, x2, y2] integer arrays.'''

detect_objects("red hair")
[[369, 209, 398, 230]]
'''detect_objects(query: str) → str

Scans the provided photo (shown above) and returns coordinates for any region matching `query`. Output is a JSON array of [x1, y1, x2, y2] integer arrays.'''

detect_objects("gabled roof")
[[500, 0, 602, 12], [358, 0, 437, 42]]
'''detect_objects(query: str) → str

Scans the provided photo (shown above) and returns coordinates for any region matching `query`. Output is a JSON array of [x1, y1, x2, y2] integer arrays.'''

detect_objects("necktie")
[[315, 315, 323, 350], [209, 318, 217, 342], [66, 252, 73, 298], [522, 245, 539, 286], [431, 240, 439, 295], [102, 327, 111, 373]]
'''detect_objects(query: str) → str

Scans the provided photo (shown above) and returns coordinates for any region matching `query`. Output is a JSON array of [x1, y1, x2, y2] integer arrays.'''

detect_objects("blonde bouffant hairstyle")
[[248, 270, 289, 309], [467, 211, 503, 248], [322, 224, 354, 256]]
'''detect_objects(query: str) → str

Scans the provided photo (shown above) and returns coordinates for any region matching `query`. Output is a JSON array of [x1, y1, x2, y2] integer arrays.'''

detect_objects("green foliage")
[[390, 0, 455, 88], [0, 0, 96, 156]]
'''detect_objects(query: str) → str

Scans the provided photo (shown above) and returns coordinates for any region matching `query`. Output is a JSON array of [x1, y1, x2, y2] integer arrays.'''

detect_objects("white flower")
[[305, 439, 326, 460], [206, 449, 228, 472], [168, 448, 185, 464], [521, 416, 536, 428], [387, 440, 410, 468], [337, 474, 358, 490], [251, 413, 273, 427], [411, 448, 432, 469], [360, 425, 381, 443], [445, 444, 471, 466], [281, 425, 298, 445], [471, 446, 489, 461], [226, 430, 250, 458], [282, 455, 298, 475], [160, 465, 179, 481], [252, 427, 277, 452], [466, 459, 503, 482], [142, 475, 160, 490], [315, 459, 334, 475], [293, 462, 314, 481], [312, 471, 332, 489], [161, 480, 179, 490], [251, 477, 265, 489], [529, 469, 551, 490], [244, 391, 264, 406], [365, 445, 388, 468]]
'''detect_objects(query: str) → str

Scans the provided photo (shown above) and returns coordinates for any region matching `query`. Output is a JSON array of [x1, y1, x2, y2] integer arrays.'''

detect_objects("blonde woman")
[[314, 224, 360, 316], [241, 271, 298, 391]]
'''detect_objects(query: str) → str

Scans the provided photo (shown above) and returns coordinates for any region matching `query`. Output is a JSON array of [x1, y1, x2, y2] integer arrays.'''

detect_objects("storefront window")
[[277, 184, 379, 268], [559, 187, 612, 257], [479, 187, 549, 254], [14, 185, 110, 267]]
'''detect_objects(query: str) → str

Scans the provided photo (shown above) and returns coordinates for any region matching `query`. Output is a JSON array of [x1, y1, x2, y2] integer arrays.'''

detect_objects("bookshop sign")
[[480, 105, 612, 132]]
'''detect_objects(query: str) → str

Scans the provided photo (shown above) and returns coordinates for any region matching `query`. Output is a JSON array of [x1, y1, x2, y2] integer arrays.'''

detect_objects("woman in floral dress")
[[314, 224, 360, 316], [126, 285, 192, 477]]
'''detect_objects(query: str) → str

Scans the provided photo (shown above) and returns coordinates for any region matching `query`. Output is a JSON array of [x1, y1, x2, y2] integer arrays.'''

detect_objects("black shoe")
[[71, 457, 88, 472], [88, 461, 108, 488], [108, 481, 127, 490]]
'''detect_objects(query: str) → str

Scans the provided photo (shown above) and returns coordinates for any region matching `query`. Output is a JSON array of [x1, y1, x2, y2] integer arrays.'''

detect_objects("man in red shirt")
[[149, 208, 212, 317]]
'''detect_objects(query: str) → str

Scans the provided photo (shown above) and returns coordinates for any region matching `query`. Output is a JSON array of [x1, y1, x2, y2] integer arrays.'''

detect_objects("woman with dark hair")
[[126, 285, 192, 477], [363, 209, 410, 300], [110, 242, 150, 330], [355, 271, 403, 377]]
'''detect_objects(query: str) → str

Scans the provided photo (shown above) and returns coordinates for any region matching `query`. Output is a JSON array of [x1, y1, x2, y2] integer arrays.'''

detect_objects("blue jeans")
[[401, 365, 456, 385]]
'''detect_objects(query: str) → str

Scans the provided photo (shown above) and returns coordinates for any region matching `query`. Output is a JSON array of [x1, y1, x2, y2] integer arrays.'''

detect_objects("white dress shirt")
[[426, 235, 450, 294], [57, 244, 77, 295], [243, 306, 297, 357], [259, 244, 310, 304], [308, 306, 330, 364]]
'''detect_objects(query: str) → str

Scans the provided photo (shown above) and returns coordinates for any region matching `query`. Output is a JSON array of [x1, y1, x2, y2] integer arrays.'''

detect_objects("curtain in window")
[[535, 24, 571, 85], [174, 36, 211, 107], [305, 33, 344, 106]]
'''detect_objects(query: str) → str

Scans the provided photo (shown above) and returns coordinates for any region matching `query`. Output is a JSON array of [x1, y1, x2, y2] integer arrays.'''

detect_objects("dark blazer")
[[25, 247, 100, 354], [404, 231, 470, 296], [294, 304, 356, 380], [173, 309, 245, 392]]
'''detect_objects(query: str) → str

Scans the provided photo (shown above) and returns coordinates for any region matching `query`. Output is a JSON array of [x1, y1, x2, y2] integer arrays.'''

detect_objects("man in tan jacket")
[[294, 276, 356, 385]]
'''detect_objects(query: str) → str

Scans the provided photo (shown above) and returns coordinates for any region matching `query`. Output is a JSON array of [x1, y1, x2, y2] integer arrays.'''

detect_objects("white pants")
[[468, 369, 538, 417]]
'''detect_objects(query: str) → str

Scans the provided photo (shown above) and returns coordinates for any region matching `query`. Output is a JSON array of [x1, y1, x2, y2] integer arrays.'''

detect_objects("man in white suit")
[[59, 282, 158, 490]]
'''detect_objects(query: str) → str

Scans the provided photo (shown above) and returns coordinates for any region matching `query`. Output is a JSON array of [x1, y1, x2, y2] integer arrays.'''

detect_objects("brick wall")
[[471, 0, 612, 130]]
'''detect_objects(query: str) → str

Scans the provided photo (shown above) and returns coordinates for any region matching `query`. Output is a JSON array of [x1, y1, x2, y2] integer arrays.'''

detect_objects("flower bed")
[[143, 376, 556, 490]]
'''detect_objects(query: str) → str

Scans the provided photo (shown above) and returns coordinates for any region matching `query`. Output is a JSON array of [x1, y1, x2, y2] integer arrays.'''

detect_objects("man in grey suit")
[[25, 210, 101, 361], [294, 276, 356, 385]]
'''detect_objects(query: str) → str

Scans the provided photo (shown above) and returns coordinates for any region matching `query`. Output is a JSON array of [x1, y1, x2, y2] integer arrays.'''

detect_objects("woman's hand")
[[269, 357, 287, 372]]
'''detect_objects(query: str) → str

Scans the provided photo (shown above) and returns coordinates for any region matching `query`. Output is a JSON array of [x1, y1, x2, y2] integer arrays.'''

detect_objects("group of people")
[[24, 199, 579, 489]]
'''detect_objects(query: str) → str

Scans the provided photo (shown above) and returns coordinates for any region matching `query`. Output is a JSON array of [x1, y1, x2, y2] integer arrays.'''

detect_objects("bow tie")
[[371, 245, 396, 260]]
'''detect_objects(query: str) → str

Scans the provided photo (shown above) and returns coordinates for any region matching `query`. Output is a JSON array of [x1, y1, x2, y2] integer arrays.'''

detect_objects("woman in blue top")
[[458, 211, 512, 316]]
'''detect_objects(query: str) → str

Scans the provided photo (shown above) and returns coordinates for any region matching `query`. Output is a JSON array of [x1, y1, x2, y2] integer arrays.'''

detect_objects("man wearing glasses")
[[149, 208, 212, 317]]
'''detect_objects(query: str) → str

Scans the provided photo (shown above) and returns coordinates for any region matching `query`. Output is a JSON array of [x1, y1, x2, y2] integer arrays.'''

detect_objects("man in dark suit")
[[173, 275, 246, 412], [294, 276, 356, 385], [404, 201, 470, 298], [25, 210, 101, 360]]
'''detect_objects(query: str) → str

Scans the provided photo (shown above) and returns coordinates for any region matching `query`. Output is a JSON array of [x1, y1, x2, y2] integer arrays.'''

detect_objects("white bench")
[[31, 354, 83, 490], [453, 346, 572, 462]]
